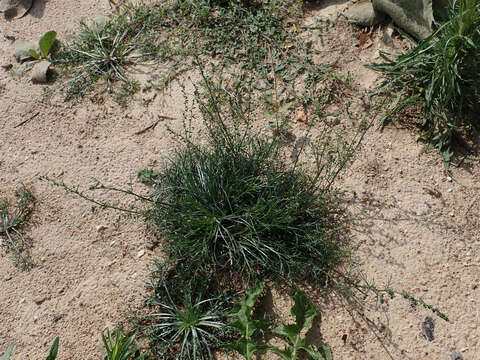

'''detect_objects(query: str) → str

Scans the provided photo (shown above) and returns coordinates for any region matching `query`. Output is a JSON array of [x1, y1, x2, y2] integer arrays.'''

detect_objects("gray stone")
[[344, 0, 386, 26]]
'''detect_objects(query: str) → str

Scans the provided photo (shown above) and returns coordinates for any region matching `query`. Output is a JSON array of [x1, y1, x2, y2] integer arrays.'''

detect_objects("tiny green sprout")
[[29, 31, 57, 60]]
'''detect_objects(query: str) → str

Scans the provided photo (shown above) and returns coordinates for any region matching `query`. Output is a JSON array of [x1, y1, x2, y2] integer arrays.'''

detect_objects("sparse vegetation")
[[1, 338, 59, 360], [53, 5, 166, 102], [370, 0, 480, 163], [0, 186, 36, 270], [53, 0, 346, 108], [35, 1, 454, 359]]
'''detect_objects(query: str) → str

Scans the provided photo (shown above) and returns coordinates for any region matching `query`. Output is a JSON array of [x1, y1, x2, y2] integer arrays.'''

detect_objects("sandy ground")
[[1, 0, 479, 359]]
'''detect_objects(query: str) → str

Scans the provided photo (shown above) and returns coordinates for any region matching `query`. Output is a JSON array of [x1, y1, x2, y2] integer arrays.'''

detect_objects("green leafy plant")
[[0, 186, 36, 270], [29, 31, 57, 60], [141, 74, 354, 286], [226, 282, 332, 360], [53, 4, 165, 102], [141, 260, 233, 360], [369, 0, 480, 163], [102, 329, 144, 360]]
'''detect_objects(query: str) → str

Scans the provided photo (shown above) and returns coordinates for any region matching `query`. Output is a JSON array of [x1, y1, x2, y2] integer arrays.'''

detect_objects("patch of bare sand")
[[1, 1, 479, 360]]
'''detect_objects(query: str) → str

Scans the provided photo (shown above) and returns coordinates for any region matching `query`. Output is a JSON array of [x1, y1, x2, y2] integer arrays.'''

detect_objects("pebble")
[[34, 296, 48, 305], [137, 249, 145, 258], [421, 316, 435, 341], [447, 176, 452, 182], [96, 225, 108, 232], [110, 240, 116, 246], [451, 351, 463, 360]]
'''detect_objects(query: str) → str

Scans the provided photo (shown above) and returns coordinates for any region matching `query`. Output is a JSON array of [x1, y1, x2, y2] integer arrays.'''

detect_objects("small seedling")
[[29, 31, 57, 60], [102, 329, 144, 360]]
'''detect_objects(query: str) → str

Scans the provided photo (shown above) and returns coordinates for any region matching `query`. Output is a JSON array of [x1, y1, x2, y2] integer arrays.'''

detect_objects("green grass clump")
[[146, 139, 345, 283], [53, 4, 168, 102], [141, 79, 350, 288], [142, 261, 233, 360], [102, 329, 144, 360], [369, 0, 480, 163], [0, 186, 35, 270]]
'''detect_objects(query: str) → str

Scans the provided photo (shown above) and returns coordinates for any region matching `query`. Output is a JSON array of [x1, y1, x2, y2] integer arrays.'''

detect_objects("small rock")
[[451, 351, 463, 360], [110, 240, 116, 246], [31, 60, 52, 84], [34, 296, 48, 305], [145, 241, 156, 250], [450, 212, 454, 217], [344, 0, 385, 26], [295, 109, 308, 124], [137, 249, 145, 258], [96, 225, 108, 232], [421, 316, 435, 341], [19, 298, 25, 304], [447, 176, 452, 182]]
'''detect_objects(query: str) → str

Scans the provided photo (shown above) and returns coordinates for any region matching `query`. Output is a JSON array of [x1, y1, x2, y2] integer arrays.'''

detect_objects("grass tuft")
[[140, 260, 235, 360], [141, 71, 353, 287], [0, 186, 36, 270], [369, 0, 480, 163]]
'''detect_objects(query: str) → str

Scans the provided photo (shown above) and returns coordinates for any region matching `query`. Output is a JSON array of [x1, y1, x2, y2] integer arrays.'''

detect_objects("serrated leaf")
[[1, 343, 14, 360], [39, 31, 57, 58], [229, 282, 265, 337], [291, 290, 318, 330], [225, 339, 260, 359], [273, 324, 299, 344], [45, 337, 59, 360]]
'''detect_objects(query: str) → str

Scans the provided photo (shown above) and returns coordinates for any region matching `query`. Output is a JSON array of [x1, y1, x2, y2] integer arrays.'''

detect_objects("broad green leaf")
[[45, 337, 59, 360], [28, 49, 40, 60], [39, 31, 57, 58], [1, 343, 14, 360], [291, 290, 318, 330]]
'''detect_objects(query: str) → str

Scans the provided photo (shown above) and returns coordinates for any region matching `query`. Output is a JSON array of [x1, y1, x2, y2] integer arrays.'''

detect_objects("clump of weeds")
[[369, 0, 480, 164], [0, 186, 36, 270]]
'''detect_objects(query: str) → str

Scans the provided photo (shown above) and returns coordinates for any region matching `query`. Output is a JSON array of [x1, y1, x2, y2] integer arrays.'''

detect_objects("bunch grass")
[[369, 0, 480, 163]]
